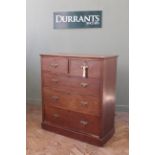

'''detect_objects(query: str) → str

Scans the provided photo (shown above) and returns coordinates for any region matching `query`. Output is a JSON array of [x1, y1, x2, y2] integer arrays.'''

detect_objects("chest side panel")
[[101, 58, 117, 136]]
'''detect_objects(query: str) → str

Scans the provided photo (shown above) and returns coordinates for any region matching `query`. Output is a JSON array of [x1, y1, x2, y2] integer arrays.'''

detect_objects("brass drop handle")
[[50, 63, 58, 68], [80, 82, 88, 88], [80, 101, 88, 106], [51, 96, 59, 101], [81, 64, 88, 78], [80, 120, 88, 126], [51, 79, 59, 83], [53, 113, 59, 118]]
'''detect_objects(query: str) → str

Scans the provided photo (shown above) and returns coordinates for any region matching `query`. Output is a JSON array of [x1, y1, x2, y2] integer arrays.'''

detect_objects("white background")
[[0, 0, 155, 155]]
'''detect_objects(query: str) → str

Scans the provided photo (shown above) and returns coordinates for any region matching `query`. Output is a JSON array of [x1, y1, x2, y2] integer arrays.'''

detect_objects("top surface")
[[40, 52, 118, 59]]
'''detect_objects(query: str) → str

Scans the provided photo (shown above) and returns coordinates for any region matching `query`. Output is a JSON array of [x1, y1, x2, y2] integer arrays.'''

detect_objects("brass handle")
[[81, 64, 88, 78], [80, 101, 88, 106], [51, 79, 59, 83], [50, 63, 58, 68], [51, 96, 59, 101], [53, 113, 59, 118], [80, 120, 88, 126], [80, 82, 88, 88]]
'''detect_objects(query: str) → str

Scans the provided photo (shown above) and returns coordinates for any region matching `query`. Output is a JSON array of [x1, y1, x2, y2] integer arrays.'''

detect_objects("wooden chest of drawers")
[[41, 54, 117, 146]]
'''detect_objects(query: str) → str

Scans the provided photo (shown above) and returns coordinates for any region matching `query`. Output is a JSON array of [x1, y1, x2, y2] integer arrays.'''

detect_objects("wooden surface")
[[27, 104, 128, 155], [40, 53, 118, 59], [43, 87, 100, 116], [41, 55, 117, 145], [69, 58, 101, 78], [44, 106, 100, 135]]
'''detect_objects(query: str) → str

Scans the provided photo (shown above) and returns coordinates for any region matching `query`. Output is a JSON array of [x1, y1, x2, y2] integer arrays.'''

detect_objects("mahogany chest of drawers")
[[41, 54, 117, 146]]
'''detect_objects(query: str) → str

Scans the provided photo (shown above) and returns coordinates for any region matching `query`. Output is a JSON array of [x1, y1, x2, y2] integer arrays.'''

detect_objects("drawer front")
[[43, 87, 100, 116], [70, 58, 101, 78], [43, 73, 100, 96], [45, 107, 100, 135], [44, 85, 99, 97], [42, 56, 68, 74]]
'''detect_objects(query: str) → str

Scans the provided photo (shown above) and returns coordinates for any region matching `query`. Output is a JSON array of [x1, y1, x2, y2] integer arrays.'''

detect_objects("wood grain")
[[43, 87, 100, 116], [42, 56, 68, 74], [69, 58, 101, 78], [42, 72, 100, 95], [44, 106, 100, 135]]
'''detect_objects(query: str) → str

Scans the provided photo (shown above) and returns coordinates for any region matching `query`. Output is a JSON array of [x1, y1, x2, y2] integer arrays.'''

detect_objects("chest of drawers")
[[41, 54, 117, 146]]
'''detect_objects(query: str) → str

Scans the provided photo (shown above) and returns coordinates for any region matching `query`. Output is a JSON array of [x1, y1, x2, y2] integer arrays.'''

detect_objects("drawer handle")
[[51, 96, 59, 101], [81, 63, 88, 78], [50, 63, 58, 68], [80, 101, 88, 106], [80, 120, 88, 126], [51, 79, 59, 83], [80, 82, 88, 88], [53, 113, 59, 118]]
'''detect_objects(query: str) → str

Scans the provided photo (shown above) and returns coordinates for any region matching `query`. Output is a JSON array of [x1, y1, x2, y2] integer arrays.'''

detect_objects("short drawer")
[[41, 56, 68, 74], [69, 58, 101, 78], [43, 87, 100, 116], [45, 107, 101, 135]]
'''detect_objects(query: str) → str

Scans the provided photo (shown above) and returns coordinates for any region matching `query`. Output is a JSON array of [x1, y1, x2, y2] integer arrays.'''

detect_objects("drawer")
[[41, 56, 68, 74], [44, 85, 99, 97], [45, 107, 101, 135], [42, 73, 100, 95], [43, 87, 100, 116], [69, 58, 101, 78]]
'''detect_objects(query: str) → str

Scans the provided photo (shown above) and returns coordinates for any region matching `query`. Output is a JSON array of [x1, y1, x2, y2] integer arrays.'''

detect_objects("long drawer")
[[42, 73, 100, 96], [43, 87, 100, 116], [44, 106, 101, 135]]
